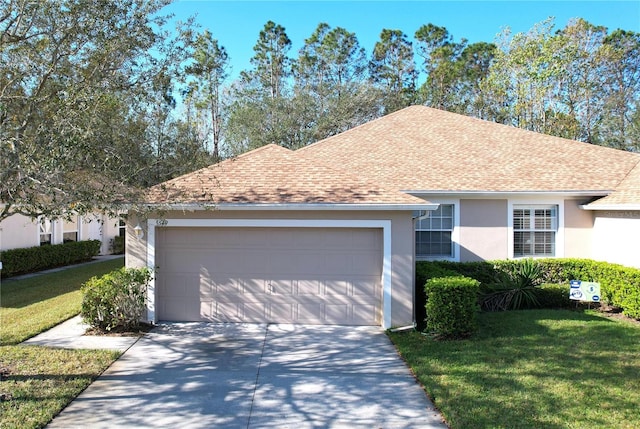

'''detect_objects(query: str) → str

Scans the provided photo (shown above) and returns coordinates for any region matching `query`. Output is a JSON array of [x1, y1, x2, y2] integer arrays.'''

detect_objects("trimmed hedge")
[[425, 276, 480, 339], [537, 283, 572, 309], [416, 259, 640, 320], [0, 240, 101, 278]]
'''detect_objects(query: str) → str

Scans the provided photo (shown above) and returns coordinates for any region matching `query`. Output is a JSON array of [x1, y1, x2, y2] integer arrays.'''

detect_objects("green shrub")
[[415, 262, 460, 330], [110, 236, 125, 254], [81, 267, 152, 331], [417, 259, 640, 320], [480, 259, 544, 311], [0, 240, 101, 278], [619, 284, 640, 319], [536, 283, 571, 308], [425, 276, 480, 339]]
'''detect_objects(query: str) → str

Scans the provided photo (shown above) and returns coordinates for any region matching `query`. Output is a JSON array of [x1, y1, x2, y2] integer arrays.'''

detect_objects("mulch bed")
[[595, 304, 640, 325], [84, 323, 155, 337]]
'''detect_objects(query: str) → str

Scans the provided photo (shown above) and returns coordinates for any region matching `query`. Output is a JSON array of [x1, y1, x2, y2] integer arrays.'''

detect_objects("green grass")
[[1, 257, 124, 345], [389, 309, 640, 429], [0, 258, 124, 429], [0, 346, 119, 429]]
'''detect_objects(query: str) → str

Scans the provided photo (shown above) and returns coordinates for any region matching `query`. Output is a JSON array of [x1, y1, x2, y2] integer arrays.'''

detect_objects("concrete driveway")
[[47, 323, 446, 428]]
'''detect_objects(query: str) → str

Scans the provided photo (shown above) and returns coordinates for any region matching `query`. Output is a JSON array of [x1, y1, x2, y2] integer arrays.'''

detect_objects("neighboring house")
[[126, 106, 640, 328], [0, 213, 125, 256]]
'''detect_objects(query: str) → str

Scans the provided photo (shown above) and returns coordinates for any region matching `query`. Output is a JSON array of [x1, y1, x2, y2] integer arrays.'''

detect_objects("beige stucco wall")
[[563, 199, 594, 259], [459, 199, 508, 262], [0, 213, 120, 254], [0, 214, 38, 250], [126, 209, 417, 327], [100, 216, 123, 255], [592, 211, 640, 268]]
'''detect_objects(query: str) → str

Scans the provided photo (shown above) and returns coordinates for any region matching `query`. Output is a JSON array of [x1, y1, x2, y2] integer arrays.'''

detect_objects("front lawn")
[[1, 257, 124, 345], [0, 257, 124, 429], [0, 346, 119, 429], [390, 309, 640, 429]]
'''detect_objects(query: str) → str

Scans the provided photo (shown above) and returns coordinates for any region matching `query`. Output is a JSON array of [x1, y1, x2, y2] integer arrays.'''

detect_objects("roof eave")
[[580, 203, 640, 211], [405, 190, 612, 199], [132, 202, 439, 212]]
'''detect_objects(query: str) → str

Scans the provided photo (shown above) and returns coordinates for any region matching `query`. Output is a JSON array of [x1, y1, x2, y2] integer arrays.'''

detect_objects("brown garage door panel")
[[156, 227, 382, 325]]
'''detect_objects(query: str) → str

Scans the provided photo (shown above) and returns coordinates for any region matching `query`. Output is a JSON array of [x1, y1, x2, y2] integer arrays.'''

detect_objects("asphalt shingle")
[[145, 144, 427, 206], [299, 106, 640, 194]]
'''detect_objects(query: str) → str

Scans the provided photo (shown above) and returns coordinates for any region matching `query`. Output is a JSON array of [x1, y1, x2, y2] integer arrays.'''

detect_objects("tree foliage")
[[184, 29, 230, 159], [2, 8, 639, 221], [369, 29, 417, 113], [0, 0, 191, 220]]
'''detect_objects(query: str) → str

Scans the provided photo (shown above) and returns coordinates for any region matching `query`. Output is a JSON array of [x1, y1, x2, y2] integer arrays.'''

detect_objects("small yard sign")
[[569, 280, 601, 302]]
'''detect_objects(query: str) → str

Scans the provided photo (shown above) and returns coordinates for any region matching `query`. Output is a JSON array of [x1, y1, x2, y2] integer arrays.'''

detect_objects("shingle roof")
[[145, 144, 429, 207], [583, 160, 640, 208], [299, 105, 640, 194], [147, 106, 640, 208]]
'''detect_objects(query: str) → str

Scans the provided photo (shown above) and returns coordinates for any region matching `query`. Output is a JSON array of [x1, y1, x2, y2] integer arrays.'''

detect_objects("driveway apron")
[[47, 323, 446, 429]]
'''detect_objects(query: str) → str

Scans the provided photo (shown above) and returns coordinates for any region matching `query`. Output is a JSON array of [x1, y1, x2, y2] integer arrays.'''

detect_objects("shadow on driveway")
[[47, 323, 447, 428]]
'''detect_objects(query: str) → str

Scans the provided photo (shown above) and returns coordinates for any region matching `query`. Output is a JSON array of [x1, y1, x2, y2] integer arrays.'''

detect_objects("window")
[[63, 216, 79, 242], [39, 217, 53, 245], [513, 205, 557, 257], [416, 204, 454, 259]]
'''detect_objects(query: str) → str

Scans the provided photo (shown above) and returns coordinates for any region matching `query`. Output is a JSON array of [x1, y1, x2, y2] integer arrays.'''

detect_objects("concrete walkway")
[[46, 323, 447, 428], [23, 315, 139, 352]]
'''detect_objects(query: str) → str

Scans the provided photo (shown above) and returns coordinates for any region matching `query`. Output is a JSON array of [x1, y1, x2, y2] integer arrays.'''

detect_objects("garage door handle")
[[268, 283, 275, 294]]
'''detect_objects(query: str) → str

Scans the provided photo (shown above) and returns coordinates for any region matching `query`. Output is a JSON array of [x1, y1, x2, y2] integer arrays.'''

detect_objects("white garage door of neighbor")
[[155, 227, 383, 325]]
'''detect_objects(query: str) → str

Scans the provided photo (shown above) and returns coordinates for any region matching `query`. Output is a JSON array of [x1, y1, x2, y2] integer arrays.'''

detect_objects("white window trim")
[[415, 199, 460, 262], [145, 218, 393, 329], [508, 199, 564, 259], [37, 216, 55, 245], [63, 215, 82, 242]]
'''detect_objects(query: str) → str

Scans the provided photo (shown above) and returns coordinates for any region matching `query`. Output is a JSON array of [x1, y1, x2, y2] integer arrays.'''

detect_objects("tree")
[[242, 20, 291, 99], [415, 24, 461, 109], [369, 29, 417, 113], [480, 17, 639, 148], [0, 0, 187, 221], [184, 30, 230, 159], [552, 18, 608, 143], [294, 23, 380, 140], [227, 21, 299, 152], [600, 29, 640, 151], [481, 19, 561, 132], [455, 42, 496, 116]]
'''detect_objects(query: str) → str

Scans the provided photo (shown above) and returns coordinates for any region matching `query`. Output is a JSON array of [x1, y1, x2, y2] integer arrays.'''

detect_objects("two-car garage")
[[150, 220, 389, 326]]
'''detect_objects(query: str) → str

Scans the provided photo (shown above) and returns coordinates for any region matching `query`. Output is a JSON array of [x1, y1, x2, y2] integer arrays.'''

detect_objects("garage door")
[[155, 227, 382, 325]]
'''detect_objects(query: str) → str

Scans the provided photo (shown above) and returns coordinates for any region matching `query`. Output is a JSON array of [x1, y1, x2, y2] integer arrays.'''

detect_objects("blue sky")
[[165, 1, 640, 79]]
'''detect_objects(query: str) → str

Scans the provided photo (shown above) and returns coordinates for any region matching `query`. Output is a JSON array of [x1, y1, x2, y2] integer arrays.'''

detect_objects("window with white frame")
[[513, 205, 558, 257], [39, 217, 53, 245], [63, 216, 79, 242], [415, 204, 454, 259]]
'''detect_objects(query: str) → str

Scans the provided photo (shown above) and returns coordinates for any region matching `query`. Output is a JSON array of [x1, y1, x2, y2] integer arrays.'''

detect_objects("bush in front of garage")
[[424, 276, 480, 339], [81, 267, 152, 332], [0, 240, 101, 278]]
